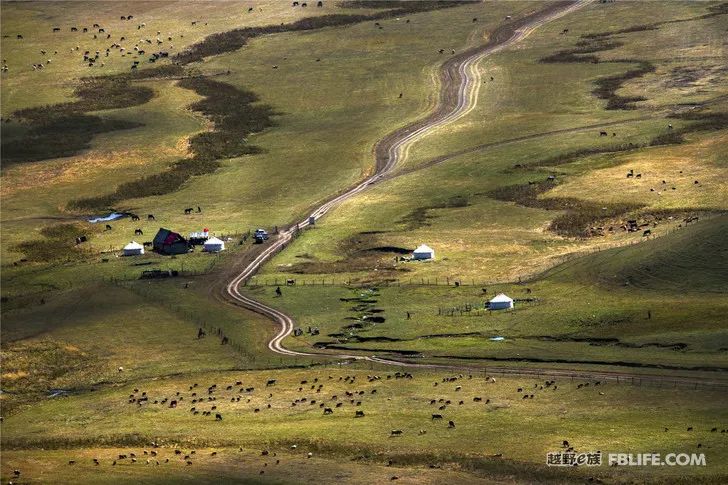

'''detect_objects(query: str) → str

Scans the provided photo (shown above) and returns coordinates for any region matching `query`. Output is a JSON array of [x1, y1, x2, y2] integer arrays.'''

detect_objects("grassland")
[[256, 0, 728, 285], [2, 368, 727, 483], [245, 216, 728, 370], [2, 2, 727, 483]]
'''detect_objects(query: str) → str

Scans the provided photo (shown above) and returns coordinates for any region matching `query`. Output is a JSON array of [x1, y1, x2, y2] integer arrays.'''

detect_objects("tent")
[[488, 293, 514, 310], [122, 241, 144, 256], [412, 244, 435, 260], [153, 228, 189, 255], [203, 236, 225, 253]]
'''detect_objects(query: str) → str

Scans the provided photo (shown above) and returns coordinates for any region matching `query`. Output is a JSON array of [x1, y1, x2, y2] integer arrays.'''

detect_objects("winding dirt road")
[[219, 1, 727, 388]]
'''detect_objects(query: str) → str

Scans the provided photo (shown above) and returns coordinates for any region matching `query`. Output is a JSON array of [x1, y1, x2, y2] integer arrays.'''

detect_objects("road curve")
[[221, 0, 724, 386]]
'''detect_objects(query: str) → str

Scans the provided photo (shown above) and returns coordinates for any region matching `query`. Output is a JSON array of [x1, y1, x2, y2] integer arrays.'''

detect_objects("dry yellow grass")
[[545, 133, 728, 210], [1, 371, 30, 380]]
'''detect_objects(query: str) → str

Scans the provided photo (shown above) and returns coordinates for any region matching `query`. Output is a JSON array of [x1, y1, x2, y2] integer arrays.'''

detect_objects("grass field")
[[2, 368, 727, 483], [246, 216, 728, 369], [2, 1, 727, 483], [253, 0, 727, 286]]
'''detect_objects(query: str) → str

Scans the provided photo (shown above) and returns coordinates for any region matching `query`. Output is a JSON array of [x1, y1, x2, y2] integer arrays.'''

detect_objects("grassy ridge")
[[544, 214, 728, 293]]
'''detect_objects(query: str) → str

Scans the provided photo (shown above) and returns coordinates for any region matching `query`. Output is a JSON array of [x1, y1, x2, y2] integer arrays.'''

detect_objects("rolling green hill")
[[544, 215, 728, 293]]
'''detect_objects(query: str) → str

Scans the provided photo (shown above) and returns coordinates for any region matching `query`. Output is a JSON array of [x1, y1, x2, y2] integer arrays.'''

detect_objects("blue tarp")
[[88, 212, 125, 223]]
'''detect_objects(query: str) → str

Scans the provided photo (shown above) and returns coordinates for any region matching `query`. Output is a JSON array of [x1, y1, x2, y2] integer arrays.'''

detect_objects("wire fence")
[[360, 361, 728, 393]]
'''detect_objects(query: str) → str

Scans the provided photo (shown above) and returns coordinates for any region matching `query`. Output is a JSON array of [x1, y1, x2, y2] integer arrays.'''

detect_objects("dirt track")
[[215, 1, 728, 388]]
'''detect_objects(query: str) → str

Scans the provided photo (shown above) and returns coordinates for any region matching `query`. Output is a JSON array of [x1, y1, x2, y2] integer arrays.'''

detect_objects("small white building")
[[412, 244, 435, 260], [122, 241, 144, 256], [203, 236, 225, 253], [488, 293, 514, 310]]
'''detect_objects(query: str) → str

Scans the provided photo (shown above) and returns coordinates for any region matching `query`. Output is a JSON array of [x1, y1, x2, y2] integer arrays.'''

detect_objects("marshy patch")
[[1, 65, 183, 166], [489, 180, 643, 237], [542, 3, 728, 109], [0, 339, 97, 412], [13, 223, 99, 262], [399, 195, 470, 230], [367, 246, 413, 255], [70, 78, 275, 210]]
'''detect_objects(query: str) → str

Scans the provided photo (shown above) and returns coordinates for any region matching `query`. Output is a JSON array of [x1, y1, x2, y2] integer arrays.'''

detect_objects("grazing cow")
[[599, 131, 608, 136], [390, 429, 403, 436], [71, 27, 78, 32], [318, 0, 323, 5], [53, 27, 61, 32], [323, 407, 333, 415], [147, 214, 155, 220], [642, 229, 651, 237], [105, 224, 113, 231], [248, 7, 254, 12], [432, 414, 443, 420], [184, 207, 193, 214], [355, 410, 365, 417], [215, 413, 223, 420], [131, 214, 140, 221], [266, 379, 277, 387], [448, 420, 456, 428], [17, 34, 23, 39]]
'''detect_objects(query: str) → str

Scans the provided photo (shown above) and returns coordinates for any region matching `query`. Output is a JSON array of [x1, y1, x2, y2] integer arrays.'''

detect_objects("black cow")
[[184, 207, 193, 214], [135, 229, 143, 235], [147, 214, 155, 220], [105, 224, 113, 231], [53, 27, 61, 32]]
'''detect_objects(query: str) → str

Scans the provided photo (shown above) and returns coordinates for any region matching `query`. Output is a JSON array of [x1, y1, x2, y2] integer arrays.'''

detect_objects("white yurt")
[[122, 241, 144, 256], [412, 244, 435, 260], [203, 236, 225, 253], [488, 293, 514, 310]]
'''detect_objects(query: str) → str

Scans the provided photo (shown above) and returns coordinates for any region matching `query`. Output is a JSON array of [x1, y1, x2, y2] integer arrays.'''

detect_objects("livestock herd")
[[4, 369, 725, 482], [1, 2, 331, 76]]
